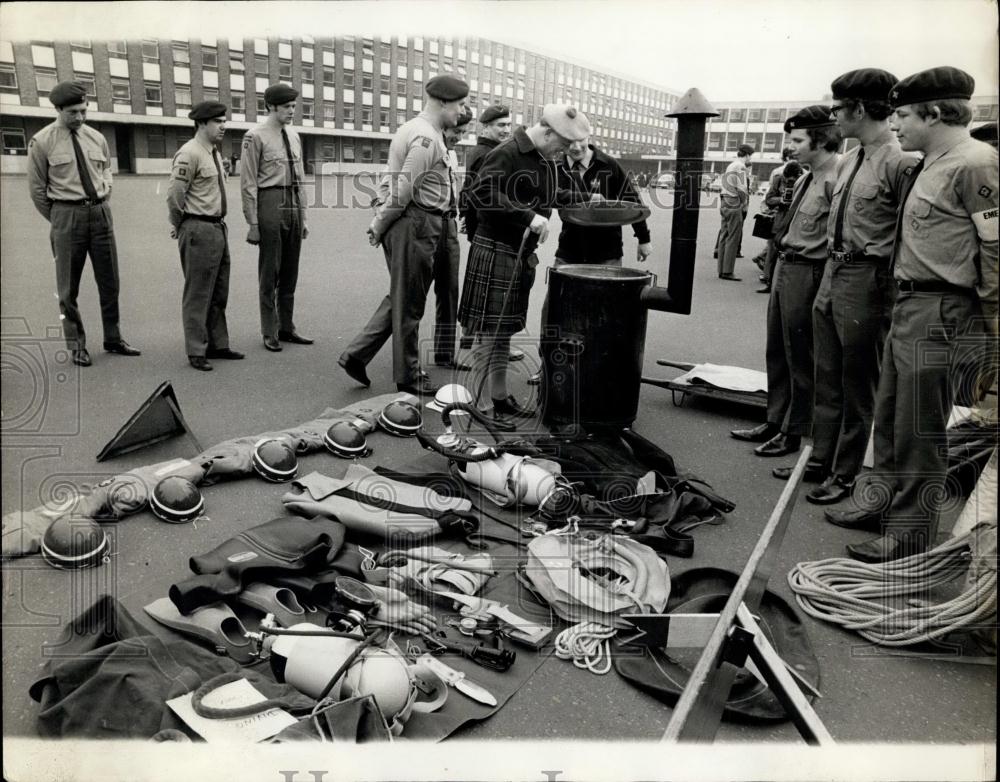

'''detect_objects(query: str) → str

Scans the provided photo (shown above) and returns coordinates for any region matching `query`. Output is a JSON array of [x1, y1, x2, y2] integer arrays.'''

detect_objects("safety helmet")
[[378, 401, 422, 437], [426, 383, 474, 413], [324, 421, 372, 459], [251, 438, 298, 482], [341, 647, 415, 719], [150, 475, 205, 524], [41, 516, 110, 570]]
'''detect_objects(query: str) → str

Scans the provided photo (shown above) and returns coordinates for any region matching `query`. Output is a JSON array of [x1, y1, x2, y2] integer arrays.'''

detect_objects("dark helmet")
[[324, 421, 372, 459], [150, 475, 205, 524], [252, 438, 298, 482], [41, 516, 110, 570], [378, 400, 422, 437]]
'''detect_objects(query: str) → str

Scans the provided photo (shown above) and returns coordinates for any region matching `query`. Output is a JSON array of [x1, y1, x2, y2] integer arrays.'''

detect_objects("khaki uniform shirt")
[[166, 138, 226, 230], [719, 158, 749, 206], [27, 122, 113, 219], [371, 113, 451, 238], [895, 136, 999, 319], [239, 121, 307, 225], [781, 153, 840, 261], [827, 129, 920, 258]]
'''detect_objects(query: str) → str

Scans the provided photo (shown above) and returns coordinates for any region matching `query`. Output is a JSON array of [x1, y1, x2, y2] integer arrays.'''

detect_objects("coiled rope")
[[787, 529, 997, 646], [554, 622, 618, 674]]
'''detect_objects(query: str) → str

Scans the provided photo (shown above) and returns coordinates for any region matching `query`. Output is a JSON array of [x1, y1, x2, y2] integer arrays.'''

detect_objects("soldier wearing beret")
[[828, 67, 999, 563], [241, 84, 311, 353], [431, 106, 475, 372], [459, 103, 591, 419], [792, 69, 923, 505], [734, 106, 842, 459], [167, 101, 243, 371], [339, 74, 469, 396], [27, 81, 140, 366], [460, 104, 513, 241]]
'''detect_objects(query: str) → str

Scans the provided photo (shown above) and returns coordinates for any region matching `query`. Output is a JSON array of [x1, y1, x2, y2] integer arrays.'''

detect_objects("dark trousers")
[[257, 189, 303, 338], [344, 209, 441, 385], [870, 291, 981, 539], [432, 216, 460, 363], [178, 219, 230, 357], [811, 259, 894, 478], [49, 202, 121, 349], [765, 259, 824, 435], [716, 199, 745, 276]]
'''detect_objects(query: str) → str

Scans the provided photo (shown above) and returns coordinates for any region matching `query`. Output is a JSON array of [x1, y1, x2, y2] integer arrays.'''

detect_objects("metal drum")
[[540, 265, 654, 428]]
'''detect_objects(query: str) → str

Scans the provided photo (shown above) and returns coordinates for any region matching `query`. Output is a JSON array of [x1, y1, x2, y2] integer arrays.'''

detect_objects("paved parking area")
[[1, 173, 994, 750]]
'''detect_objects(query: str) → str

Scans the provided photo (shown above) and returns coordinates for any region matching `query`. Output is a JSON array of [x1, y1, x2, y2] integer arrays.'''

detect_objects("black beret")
[[49, 81, 88, 109], [831, 68, 898, 103], [425, 74, 469, 102], [784, 105, 836, 134], [889, 66, 975, 108], [188, 101, 228, 121], [479, 104, 510, 124], [263, 84, 299, 106]]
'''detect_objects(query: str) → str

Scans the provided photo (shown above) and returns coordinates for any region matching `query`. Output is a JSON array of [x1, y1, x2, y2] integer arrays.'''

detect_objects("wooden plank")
[[661, 446, 813, 743]]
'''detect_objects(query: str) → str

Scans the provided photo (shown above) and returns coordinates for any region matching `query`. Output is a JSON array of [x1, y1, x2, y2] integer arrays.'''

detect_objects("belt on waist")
[[182, 213, 226, 224], [778, 251, 824, 265], [259, 185, 299, 192], [829, 250, 886, 264], [52, 197, 106, 206], [896, 279, 975, 295], [410, 202, 452, 218]]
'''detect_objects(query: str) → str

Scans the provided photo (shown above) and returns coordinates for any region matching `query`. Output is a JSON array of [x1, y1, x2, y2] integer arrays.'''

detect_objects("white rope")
[[553, 621, 618, 675], [787, 530, 997, 647]]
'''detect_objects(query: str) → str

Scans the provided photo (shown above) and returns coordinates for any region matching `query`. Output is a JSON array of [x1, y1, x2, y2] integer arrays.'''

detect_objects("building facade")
[[0, 35, 680, 175]]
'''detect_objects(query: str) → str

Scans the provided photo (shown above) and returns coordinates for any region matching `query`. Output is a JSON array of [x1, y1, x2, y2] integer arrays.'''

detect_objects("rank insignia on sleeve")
[[979, 185, 993, 199], [419, 137, 432, 148], [176, 165, 188, 179]]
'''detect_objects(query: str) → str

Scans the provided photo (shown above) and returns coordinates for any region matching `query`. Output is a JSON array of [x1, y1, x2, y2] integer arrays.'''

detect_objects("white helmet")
[[426, 383, 474, 414]]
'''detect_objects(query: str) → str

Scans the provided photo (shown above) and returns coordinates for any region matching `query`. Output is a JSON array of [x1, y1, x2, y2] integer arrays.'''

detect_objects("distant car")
[[651, 173, 675, 188]]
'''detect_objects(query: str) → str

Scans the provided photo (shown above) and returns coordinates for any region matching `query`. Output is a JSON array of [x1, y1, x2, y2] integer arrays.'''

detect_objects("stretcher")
[[641, 360, 768, 409]]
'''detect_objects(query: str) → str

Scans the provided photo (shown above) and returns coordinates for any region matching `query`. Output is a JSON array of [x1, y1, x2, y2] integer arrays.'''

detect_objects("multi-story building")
[[0, 35, 680, 175]]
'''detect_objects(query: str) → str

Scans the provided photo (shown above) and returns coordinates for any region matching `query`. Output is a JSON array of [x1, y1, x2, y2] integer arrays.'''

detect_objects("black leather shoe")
[[509, 348, 525, 362], [397, 377, 439, 397], [806, 475, 854, 505], [718, 274, 743, 281], [434, 359, 473, 371], [493, 394, 536, 418], [730, 422, 778, 442], [188, 355, 213, 371], [772, 461, 825, 482], [754, 433, 801, 457], [103, 340, 141, 356], [263, 336, 283, 352], [736, 253, 745, 259], [846, 533, 928, 564], [72, 348, 92, 367], [278, 330, 314, 345], [824, 507, 883, 532], [756, 286, 771, 294], [338, 354, 371, 387], [526, 371, 542, 386], [206, 347, 245, 360]]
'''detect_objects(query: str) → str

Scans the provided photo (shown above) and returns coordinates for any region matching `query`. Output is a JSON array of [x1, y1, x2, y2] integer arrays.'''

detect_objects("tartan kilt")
[[458, 233, 536, 335]]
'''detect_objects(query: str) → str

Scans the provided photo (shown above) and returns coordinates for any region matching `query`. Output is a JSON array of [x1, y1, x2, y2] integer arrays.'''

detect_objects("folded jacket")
[[282, 465, 479, 543], [169, 516, 347, 614]]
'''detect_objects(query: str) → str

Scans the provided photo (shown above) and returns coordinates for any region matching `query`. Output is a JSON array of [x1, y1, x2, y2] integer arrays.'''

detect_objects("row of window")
[[707, 131, 787, 153], [712, 104, 999, 124]]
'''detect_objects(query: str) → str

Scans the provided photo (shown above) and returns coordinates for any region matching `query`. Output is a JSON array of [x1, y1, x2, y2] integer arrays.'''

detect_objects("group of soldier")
[[728, 66, 997, 564], [24, 65, 998, 568]]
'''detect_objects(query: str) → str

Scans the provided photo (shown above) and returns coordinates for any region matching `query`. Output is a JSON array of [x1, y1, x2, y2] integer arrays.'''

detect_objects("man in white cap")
[[459, 103, 591, 421]]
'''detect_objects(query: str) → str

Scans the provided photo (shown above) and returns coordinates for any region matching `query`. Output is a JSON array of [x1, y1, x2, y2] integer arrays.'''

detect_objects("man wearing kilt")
[[460, 104, 591, 418]]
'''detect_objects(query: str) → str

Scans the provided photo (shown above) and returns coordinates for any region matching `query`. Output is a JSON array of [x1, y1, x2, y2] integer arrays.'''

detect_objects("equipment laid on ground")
[[641, 360, 769, 410], [323, 421, 372, 459], [150, 475, 205, 524], [378, 401, 423, 437], [251, 438, 299, 482], [40, 516, 110, 570], [96, 381, 203, 461]]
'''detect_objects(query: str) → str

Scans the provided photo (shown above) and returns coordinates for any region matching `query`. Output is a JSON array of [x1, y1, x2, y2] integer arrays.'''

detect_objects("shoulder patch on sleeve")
[[417, 136, 433, 148], [979, 185, 993, 199]]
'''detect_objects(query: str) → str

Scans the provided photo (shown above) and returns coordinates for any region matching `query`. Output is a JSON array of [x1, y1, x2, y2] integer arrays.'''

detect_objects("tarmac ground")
[[1, 173, 994, 754]]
